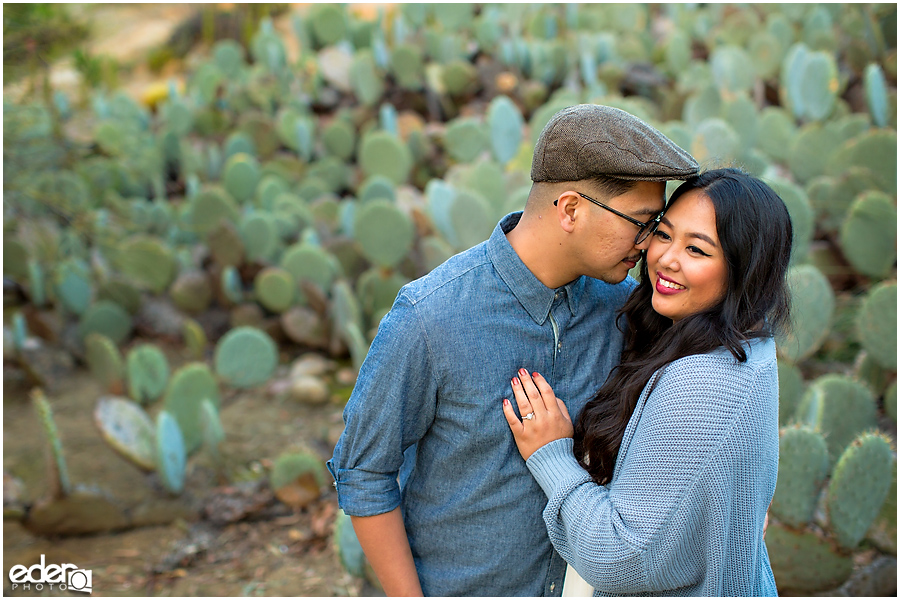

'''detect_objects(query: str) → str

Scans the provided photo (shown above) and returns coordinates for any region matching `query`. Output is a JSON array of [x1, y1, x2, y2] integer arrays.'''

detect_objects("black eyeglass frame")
[[554, 192, 664, 245]]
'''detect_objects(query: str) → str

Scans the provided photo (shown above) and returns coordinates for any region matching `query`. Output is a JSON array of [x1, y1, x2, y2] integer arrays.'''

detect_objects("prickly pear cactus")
[[776, 265, 834, 362], [838, 191, 897, 279], [163, 363, 220, 454], [223, 153, 261, 205], [200, 398, 224, 458], [213, 326, 278, 389], [93, 396, 157, 471], [85, 333, 124, 393], [826, 432, 896, 550], [353, 200, 415, 269], [280, 243, 340, 300], [169, 270, 213, 315], [254, 267, 296, 314], [777, 360, 805, 426], [125, 343, 170, 405], [444, 117, 487, 163], [855, 282, 897, 370], [766, 524, 854, 593], [359, 130, 412, 185], [32, 389, 72, 498], [771, 425, 829, 527], [79, 300, 133, 345], [270, 451, 326, 509], [155, 410, 186, 495], [115, 236, 176, 295], [182, 318, 207, 359], [797, 374, 879, 465]]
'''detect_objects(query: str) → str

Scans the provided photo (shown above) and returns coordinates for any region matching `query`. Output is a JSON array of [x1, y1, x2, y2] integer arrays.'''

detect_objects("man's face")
[[573, 181, 667, 284]]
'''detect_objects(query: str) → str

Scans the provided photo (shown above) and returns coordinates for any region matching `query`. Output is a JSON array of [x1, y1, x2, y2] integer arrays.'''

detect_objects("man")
[[327, 105, 699, 596]]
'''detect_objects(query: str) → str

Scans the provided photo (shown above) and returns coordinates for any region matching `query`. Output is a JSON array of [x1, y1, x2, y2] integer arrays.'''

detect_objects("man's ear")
[[555, 190, 580, 233]]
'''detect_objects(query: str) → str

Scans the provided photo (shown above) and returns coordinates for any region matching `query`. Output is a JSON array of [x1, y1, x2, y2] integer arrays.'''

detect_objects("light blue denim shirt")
[[327, 212, 635, 596]]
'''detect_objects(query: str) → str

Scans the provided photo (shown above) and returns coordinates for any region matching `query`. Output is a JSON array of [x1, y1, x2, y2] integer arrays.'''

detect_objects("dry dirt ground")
[[3, 342, 368, 597]]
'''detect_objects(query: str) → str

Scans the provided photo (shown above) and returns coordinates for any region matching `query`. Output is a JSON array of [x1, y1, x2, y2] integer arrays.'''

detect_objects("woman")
[[502, 168, 792, 596]]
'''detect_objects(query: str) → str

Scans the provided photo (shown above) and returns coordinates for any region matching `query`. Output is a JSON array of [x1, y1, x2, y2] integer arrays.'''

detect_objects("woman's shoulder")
[[654, 337, 777, 394]]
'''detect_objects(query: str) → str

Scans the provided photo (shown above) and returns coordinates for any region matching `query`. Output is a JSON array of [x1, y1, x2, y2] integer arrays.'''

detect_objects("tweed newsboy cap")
[[531, 104, 699, 183]]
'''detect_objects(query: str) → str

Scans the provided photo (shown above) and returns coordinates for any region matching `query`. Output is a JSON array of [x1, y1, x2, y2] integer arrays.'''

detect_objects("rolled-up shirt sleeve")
[[326, 292, 438, 517]]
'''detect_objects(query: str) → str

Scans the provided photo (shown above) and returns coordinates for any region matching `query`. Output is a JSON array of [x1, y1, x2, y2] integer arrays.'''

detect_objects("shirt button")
[[550, 582, 556, 593], [554, 292, 559, 299]]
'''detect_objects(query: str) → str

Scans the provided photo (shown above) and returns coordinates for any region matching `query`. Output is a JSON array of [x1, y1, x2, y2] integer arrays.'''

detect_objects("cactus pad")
[[270, 451, 326, 509], [359, 130, 412, 185], [279, 243, 340, 299], [214, 326, 278, 389], [856, 282, 897, 370], [79, 300, 133, 345], [839, 191, 897, 279], [200, 397, 224, 457], [486, 95, 524, 165], [240, 213, 279, 264], [798, 374, 879, 466], [771, 425, 829, 527], [777, 360, 805, 426], [766, 524, 853, 592], [155, 410, 186, 495], [223, 153, 261, 204], [826, 432, 895, 549], [93, 396, 156, 471], [115, 236, 176, 295], [334, 508, 368, 578], [322, 119, 357, 161], [358, 175, 396, 204], [54, 259, 93, 316], [126, 343, 170, 405], [32, 389, 72, 498], [163, 362, 220, 454], [444, 117, 487, 163], [776, 265, 834, 362], [768, 179, 814, 263], [182, 318, 207, 359], [254, 267, 296, 314], [85, 333, 124, 392], [353, 200, 415, 269]]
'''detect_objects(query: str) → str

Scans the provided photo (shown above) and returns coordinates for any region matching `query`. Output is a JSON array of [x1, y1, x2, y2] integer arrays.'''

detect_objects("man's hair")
[[586, 175, 639, 201], [527, 175, 638, 210]]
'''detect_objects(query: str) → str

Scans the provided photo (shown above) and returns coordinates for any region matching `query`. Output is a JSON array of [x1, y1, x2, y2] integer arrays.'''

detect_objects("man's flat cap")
[[531, 104, 699, 183]]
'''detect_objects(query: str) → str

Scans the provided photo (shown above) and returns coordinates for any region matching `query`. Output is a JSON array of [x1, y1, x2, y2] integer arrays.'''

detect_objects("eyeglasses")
[[555, 192, 664, 245]]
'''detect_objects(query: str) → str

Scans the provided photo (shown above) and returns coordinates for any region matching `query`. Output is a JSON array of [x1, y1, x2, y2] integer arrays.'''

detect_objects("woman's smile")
[[655, 272, 686, 294]]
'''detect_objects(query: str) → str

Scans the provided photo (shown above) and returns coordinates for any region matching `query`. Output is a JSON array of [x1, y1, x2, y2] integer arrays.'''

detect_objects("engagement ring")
[[522, 412, 535, 420]]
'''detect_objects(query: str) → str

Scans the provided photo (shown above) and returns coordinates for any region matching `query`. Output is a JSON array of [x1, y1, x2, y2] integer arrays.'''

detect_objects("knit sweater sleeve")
[[526, 352, 762, 595]]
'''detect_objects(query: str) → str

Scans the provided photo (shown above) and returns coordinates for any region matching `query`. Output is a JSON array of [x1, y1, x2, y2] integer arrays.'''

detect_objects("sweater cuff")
[[526, 438, 592, 498]]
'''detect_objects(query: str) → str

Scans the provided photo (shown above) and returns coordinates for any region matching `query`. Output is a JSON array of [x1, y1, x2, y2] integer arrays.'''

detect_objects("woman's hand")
[[502, 369, 574, 461]]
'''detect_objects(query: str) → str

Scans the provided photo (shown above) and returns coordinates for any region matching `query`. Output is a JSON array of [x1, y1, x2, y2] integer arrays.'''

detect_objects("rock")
[[288, 375, 330, 405], [318, 46, 353, 92], [281, 306, 329, 348], [289, 353, 335, 379], [23, 489, 130, 536], [335, 367, 357, 387], [136, 296, 185, 337]]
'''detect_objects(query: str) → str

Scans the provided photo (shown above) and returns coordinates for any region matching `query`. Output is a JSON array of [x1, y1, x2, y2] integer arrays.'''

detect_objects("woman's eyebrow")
[[659, 216, 719, 248]]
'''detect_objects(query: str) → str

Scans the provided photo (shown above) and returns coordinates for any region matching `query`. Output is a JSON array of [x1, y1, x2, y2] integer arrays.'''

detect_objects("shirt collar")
[[487, 212, 583, 325]]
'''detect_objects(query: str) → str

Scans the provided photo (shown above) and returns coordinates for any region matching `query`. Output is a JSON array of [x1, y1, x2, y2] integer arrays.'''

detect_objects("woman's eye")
[[687, 245, 710, 256], [653, 230, 671, 241]]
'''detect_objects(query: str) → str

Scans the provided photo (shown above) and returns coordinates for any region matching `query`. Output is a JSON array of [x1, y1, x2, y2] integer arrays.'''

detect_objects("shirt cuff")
[[326, 459, 402, 517], [525, 438, 592, 498]]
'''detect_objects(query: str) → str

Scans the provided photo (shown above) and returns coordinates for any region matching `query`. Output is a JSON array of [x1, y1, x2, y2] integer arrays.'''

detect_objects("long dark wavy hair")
[[573, 168, 794, 484]]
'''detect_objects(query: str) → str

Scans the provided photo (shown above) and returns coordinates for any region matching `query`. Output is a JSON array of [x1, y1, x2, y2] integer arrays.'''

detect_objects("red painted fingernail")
[[511, 377, 518, 386], [503, 398, 509, 406], [533, 372, 540, 378]]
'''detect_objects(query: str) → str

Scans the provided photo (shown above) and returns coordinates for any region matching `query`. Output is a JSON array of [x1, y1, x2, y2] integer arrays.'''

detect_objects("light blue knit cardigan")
[[526, 337, 779, 597]]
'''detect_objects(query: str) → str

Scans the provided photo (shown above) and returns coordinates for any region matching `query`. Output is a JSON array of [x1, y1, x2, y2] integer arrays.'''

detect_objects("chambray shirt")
[[327, 213, 635, 596]]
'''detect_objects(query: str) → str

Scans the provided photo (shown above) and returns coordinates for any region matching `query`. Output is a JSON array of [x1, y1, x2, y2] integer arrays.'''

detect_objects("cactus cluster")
[[2, 5, 896, 586]]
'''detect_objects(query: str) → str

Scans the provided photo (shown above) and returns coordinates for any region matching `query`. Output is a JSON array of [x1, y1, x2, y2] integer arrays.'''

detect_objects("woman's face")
[[646, 190, 727, 322]]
